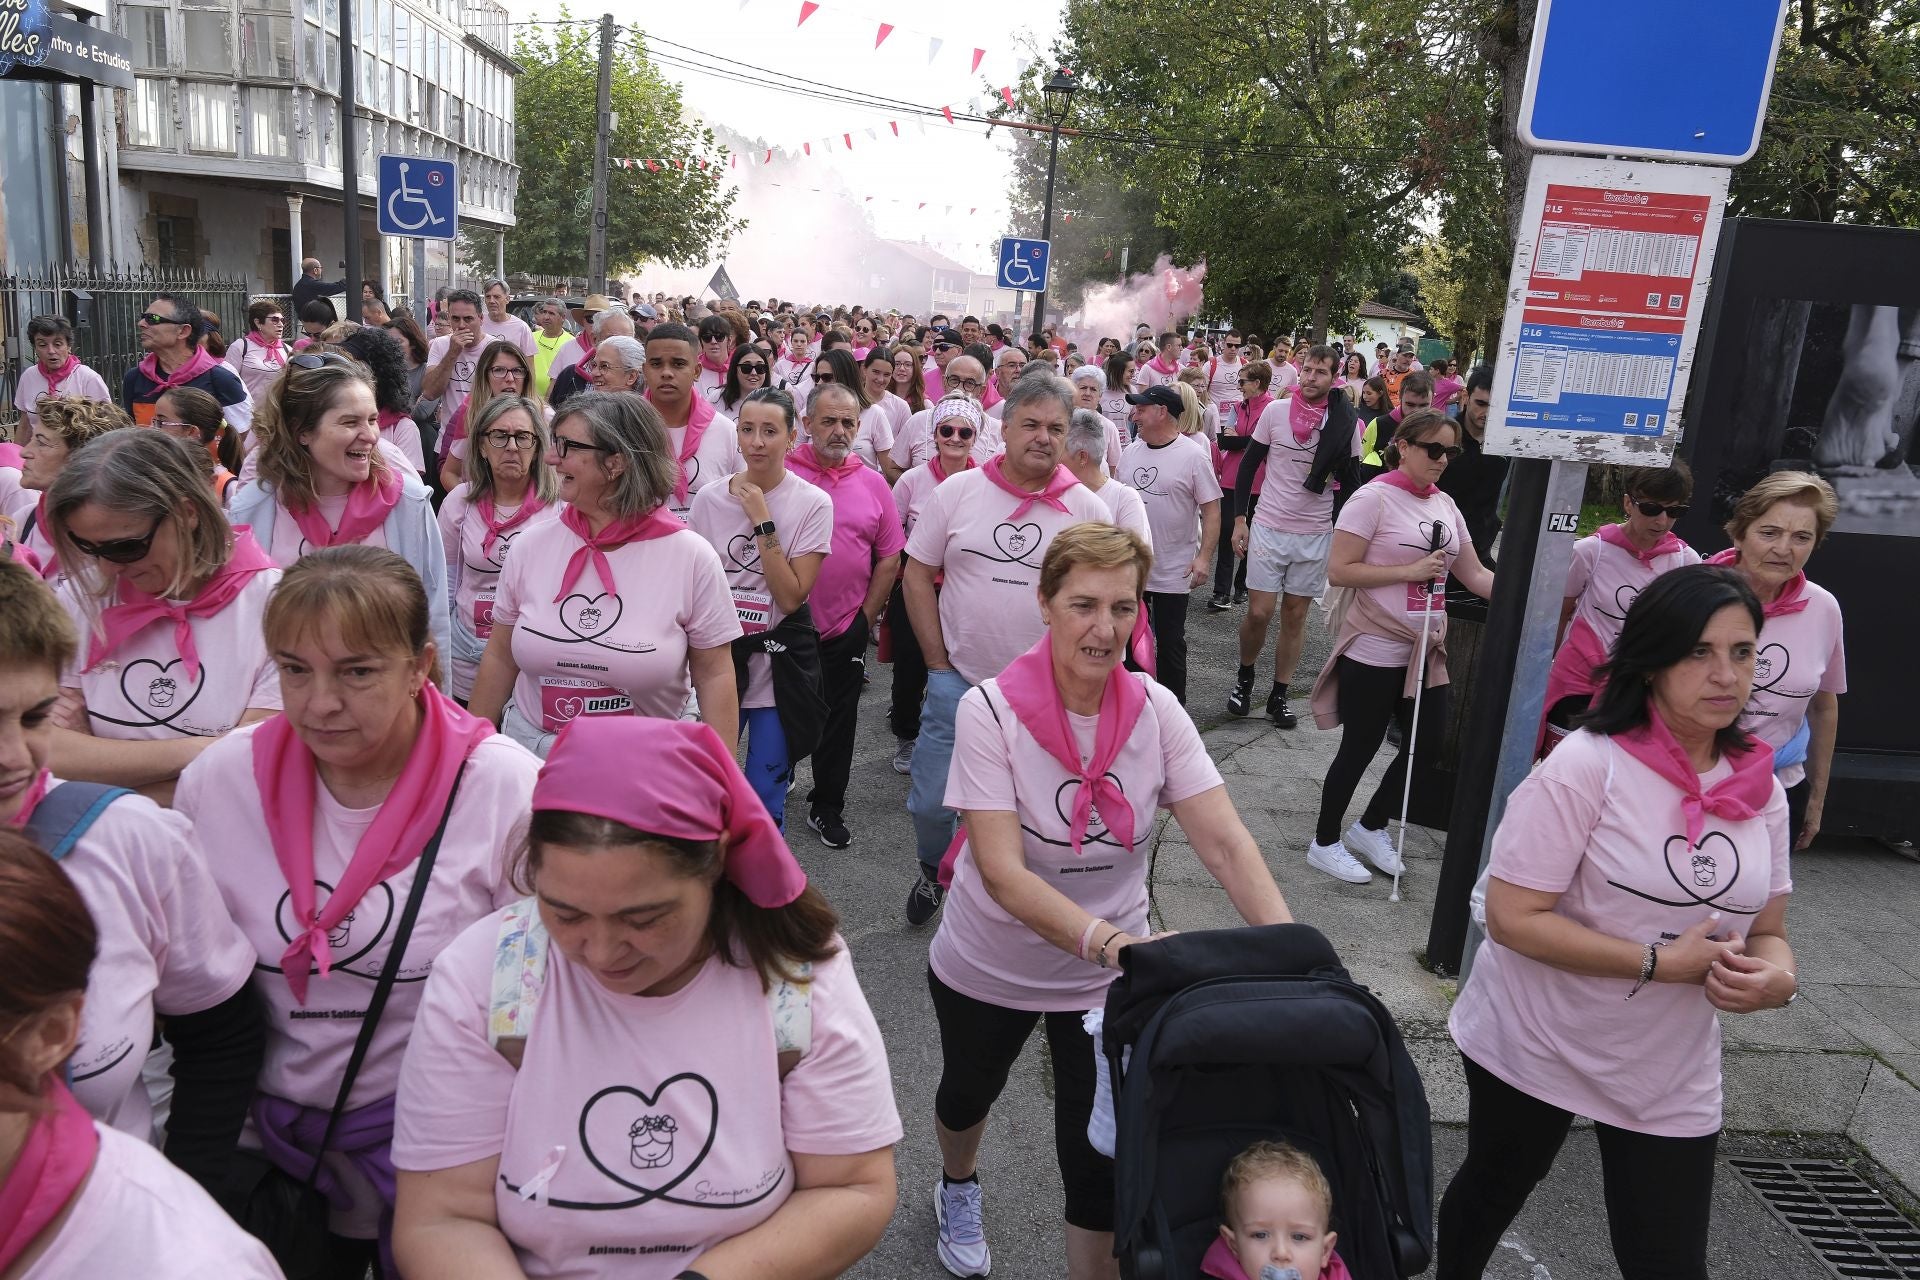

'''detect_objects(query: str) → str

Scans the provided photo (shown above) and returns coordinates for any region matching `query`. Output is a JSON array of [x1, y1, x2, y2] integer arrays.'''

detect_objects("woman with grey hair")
[[437, 395, 561, 701], [46, 427, 283, 798], [1064, 408, 1153, 547], [467, 391, 743, 756], [587, 334, 645, 393]]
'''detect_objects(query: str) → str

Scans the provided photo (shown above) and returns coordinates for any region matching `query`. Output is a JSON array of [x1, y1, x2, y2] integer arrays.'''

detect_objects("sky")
[[515, 0, 1067, 298]]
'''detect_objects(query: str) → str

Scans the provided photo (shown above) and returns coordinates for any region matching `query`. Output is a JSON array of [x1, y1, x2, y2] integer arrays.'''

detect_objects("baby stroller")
[[1102, 923, 1432, 1280]]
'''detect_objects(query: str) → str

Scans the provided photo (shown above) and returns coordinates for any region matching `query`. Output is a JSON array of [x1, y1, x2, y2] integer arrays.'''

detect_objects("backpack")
[[485, 896, 812, 1076], [24, 781, 130, 860]]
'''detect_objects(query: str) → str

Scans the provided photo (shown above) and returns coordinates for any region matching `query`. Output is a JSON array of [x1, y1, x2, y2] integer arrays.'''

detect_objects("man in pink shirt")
[[1131, 332, 1184, 393], [791, 382, 906, 849], [1121, 384, 1222, 704], [480, 279, 537, 357], [901, 374, 1111, 925], [420, 289, 491, 433]]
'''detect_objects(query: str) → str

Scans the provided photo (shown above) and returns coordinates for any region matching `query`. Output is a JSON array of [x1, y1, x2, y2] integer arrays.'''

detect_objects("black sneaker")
[[1227, 671, 1256, 717], [1232, 589, 1249, 605], [906, 868, 946, 926], [1205, 594, 1231, 613], [1267, 688, 1298, 729], [808, 810, 851, 849]]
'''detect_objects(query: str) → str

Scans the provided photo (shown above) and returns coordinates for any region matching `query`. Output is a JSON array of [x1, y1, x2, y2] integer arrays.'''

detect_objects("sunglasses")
[[1224, 343, 1241, 350], [1237, 375, 1259, 384], [553, 435, 613, 458], [702, 334, 730, 343], [69, 518, 162, 564], [1633, 500, 1690, 519], [1408, 441, 1464, 462], [289, 351, 356, 371], [138, 311, 187, 327], [936, 424, 976, 441], [932, 342, 956, 352], [737, 362, 768, 375], [483, 430, 539, 450], [814, 371, 835, 382], [856, 325, 873, 333]]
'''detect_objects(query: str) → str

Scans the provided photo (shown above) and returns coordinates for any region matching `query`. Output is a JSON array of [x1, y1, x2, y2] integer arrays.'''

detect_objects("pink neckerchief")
[[1237, 391, 1274, 434], [39, 355, 82, 397], [1200, 1236, 1354, 1280], [0, 1081, 99, 1274], [250, 335, 287, 366], [1148, 354, 1180, 376], [982, 455, 1078, 520], [699, 351, 731, 376], [287, 464, 404, 550], [1289, 392, 1330, 444], [995, 634, 1147, 857], [6, 769, 51, 826], [1374, 468, 1436, 499], [1597, 522, 1686, 564], [982, 381, 1002, 410], [788, 443, 865, 488], [475, 489, 547, 558], [28, 494, 59, 581], [254, 682, 491, 1003], [1705, 547, 1810, 617], [646, 391, 717, 506], [0, 443, 20, 469], [553, 503, 684, 602], [928, 453, 976, 483], [574, 332, 596, 364], [85, 528, 275, 679], [1616, 705, 1777, 846], [135, 346, 220, 392]]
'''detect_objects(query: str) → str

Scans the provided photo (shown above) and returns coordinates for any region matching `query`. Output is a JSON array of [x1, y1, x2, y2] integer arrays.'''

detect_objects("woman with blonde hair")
[[438, 341, 535, 490], [175, 545, 540, 1278], [1173, 370, 1220, 441], [229, 355, 450, 675], [46, 429, 281, 799], [1708, 471, 1846, 847], [15, 396, 132, 578]]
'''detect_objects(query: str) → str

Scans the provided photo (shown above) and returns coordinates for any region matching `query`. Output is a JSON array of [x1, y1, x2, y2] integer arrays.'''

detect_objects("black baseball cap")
[[933, 327, 964, 347], [1125, 385, 1184, 415]]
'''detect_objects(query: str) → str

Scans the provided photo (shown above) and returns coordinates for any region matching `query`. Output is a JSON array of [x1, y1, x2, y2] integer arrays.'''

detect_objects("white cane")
[[1391, 530, 1445, 904]]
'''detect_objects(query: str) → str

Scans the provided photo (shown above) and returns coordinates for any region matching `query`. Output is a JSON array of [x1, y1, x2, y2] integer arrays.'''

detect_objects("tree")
[[479, 19, 744, 278]]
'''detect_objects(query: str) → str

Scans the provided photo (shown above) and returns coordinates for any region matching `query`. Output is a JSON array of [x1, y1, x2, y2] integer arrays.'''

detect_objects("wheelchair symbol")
[[385, 162, 448, 233], [1002, 254, 1040, 287]]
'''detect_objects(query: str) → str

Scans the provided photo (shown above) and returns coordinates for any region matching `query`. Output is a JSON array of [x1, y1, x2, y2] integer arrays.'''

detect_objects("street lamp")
[[1030, 67, 1078, 340]]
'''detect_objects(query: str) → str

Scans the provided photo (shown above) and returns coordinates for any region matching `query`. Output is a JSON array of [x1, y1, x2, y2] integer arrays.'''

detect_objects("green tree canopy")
[[485, 18, 744, 278]]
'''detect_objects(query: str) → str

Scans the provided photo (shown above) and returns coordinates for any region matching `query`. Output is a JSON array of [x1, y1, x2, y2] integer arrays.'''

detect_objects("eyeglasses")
[[936, 424, 976, 441], [68, 519, 163, 564], [855, 325, 873, 334], [813, 371, 835, 383], [490, 365, 527, 380], [288, 351, 356, 371], [1633, 500, 1690, 519], [138, 311, 187, 327], [152, 417, 198, 435], [1408, 441, 1464, 462], [947, 376, 985, 392], [484, 430, 539, 450], [737, 362, 768, 375], [553, 435, 614, 458]]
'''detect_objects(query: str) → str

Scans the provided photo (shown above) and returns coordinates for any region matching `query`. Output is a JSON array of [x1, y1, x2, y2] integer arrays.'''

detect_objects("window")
[[182, 9, 234, 74], [155, 214, 198, 269], [392, 8, 407, 72], [299, 19, 322, 85], [127, 76, 176, 148], [185, 81, 237, 152], [248, 85, 294, 156], [322, 0, 337, 33], [376, 0, 391, 56], [122, 6, 170, 69], [242, 14, 294, 77]]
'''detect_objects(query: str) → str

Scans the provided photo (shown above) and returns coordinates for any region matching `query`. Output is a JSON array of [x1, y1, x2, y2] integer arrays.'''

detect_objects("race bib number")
[[538, 677, 633, 731], [1405, 577, 1445, 614], [473, 590, 497, 639], [733, 588, 774, 635]]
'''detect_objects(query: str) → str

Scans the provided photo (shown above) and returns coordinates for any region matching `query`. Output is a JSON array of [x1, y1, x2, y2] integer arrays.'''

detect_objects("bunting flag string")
[[730, 0, 1032, 92]]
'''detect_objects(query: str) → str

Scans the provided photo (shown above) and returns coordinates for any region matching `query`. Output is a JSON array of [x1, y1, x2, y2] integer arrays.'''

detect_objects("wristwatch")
[[753, 520, 777, 538]]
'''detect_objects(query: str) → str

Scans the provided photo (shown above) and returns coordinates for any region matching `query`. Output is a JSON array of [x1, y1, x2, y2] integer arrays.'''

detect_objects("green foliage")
[[486, 17, 744, 277]]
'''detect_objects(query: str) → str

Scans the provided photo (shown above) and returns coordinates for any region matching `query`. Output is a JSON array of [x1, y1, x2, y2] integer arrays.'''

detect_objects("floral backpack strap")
[[489, 897, 550, 1069], [769, 961, 813, 1080]]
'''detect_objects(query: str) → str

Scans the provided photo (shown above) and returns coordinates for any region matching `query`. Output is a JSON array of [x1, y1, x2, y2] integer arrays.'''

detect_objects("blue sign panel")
[[1519, 0, 1788, 164], [996, 238, 1050, 292], [1503, 315, 1682, 437], [377, 155, 457, 240]]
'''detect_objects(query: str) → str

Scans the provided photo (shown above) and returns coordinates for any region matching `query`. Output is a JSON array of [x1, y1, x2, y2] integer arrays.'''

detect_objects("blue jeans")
[[741, 705, 790, 832], [907, 667, 971, 874]]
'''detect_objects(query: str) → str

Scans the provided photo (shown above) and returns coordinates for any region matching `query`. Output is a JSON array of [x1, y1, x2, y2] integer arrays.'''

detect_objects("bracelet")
[[1095, 928, 1124, 970], [1077, 918, 1106, 963], [1626, 943, 1657, 1000]]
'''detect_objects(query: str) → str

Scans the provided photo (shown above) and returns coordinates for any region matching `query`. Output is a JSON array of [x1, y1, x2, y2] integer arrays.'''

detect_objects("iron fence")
[[1, 264, 251, 426]]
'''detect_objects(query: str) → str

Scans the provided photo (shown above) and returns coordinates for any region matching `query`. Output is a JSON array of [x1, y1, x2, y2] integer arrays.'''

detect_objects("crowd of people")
[[0, 278, 1841, 1280]]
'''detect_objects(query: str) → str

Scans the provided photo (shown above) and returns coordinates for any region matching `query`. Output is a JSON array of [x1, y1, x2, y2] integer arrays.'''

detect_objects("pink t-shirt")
[[1250, 398, 1347, 536], [794, 405, 895, 473], [1119, 434, 1221, 593], [904, 467, 1112, 685], [58, 567, 283, 740], [1433, 374, 1464, 409], [1094, 479, 1154, 549], [1449, 728, 1790, 1137], [1741, 580, 1847, 788], [797, 466, 905, 640], [1, 464, 34, 529], [688, 473, 834, 708], [482, 313, 539, 358], [1269, 362, 1300, 399], [664, 409, 742, 520], [889, 409, 1001, 472], [1333, 481, 1469, 667], [1563, 532, 1702, 652], [391, 918, 904, 1280], [878, 390, 912, 435], [426, 334, 492, 428], [175, 728, 540, 1113], [55, 780, 255, 1142], [933, 677, 1221, 1011], [438, 485, 561, 700], [22, 1124, 286, 1280], [264, 491, 389, 566], [1131, 358, 1179, 394], [224, 336, 291, 405], [891, 462, 948, 540], [16, 360, 112, 430], [494, 516, 742, 742], [1204, 356, 1243, 409]]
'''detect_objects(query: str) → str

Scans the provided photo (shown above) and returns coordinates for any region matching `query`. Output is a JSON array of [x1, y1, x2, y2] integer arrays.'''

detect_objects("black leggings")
[[886, 579, 928, 741], [1437, 1055, 1718, 1280], [1315, 656, 1449, 846], [1213, 492, 1254, 597], [927, 969, 1113, 1232]]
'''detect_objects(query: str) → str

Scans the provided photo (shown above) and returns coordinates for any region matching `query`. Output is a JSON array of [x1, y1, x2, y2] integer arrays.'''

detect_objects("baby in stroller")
[[1201, 1141, 1354, 1280]]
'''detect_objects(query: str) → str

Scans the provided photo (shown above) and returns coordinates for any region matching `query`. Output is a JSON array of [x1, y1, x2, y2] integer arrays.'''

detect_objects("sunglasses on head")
[[69, 518, 163, 564], [937, 424, 976, 441], [288, 351, 356, 371], [1634, 500, 1689, 519], [1408, 440, 1464, 462]]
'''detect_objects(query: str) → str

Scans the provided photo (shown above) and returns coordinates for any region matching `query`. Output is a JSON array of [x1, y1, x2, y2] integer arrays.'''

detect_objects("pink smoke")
[[1068, 255, 1206, 343]]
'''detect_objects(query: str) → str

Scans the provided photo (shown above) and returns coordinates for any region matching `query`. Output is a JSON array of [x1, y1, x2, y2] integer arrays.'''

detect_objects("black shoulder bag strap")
[[298, 764, 466, 1191]]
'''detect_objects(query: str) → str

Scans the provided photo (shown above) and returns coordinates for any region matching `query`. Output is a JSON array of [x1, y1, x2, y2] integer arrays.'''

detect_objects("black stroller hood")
[[1101, 923, 1433, 1280]]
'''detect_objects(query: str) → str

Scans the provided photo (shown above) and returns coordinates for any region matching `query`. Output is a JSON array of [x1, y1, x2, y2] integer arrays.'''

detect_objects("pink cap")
[[531, 718, 808, 908]]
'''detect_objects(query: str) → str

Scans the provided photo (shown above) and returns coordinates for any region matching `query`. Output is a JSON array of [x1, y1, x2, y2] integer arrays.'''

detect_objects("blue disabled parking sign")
[[377, 155, 458, 240], [997, 238, 1050, 292]]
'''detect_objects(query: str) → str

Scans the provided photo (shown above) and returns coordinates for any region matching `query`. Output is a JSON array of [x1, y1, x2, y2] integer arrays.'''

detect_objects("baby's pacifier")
[[1259, 1268, 1304, 1280]]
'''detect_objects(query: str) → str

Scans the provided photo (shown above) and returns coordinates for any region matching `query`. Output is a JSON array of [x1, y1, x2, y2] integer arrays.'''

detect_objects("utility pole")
[[339, 0, 362, 322], [587, 13, 614, 297]]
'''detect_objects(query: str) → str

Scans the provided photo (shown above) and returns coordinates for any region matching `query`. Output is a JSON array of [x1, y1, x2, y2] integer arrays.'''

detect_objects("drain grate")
[[1732, 1158, 1920, 1279]]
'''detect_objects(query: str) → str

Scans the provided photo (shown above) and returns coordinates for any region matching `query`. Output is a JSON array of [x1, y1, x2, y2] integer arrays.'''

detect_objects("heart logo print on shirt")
[[552, 696, 585, 722], [1608, 832, 1759, 914], [993, 522, 1043, 562], [726, 533, 762, 573], [1751, 643, 1790, 694], [560, 592, 623, 639], [1014, 774, 1127, 850], [1131, 465, 1161, 494], [580, 1076, 719, 1199], [1597, 582, 1641, 623], [97, 656, 207, 731], [266, 879, 401, 977]]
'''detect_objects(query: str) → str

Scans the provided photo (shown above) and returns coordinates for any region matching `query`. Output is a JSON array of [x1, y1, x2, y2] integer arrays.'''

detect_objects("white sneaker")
[[892, 737, 916, 775], [1307, 839, 1372, 884], [935, 1176, 992, 1277], [1345, 822, 1405, 876]]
